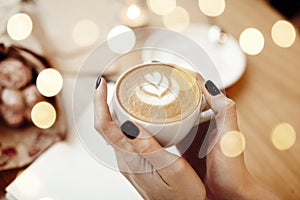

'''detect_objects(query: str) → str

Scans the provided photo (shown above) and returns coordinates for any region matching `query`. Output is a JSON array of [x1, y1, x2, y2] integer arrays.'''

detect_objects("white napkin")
[[5, 135, 142, 200]]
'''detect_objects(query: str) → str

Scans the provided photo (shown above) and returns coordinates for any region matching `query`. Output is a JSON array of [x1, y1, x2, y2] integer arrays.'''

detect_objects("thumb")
[[120, 120, 179, 170]]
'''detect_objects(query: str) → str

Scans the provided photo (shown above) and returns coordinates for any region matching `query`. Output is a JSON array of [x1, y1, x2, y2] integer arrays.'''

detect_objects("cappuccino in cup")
[[111, 63, 212, 146], [117, 63, 201, 124]]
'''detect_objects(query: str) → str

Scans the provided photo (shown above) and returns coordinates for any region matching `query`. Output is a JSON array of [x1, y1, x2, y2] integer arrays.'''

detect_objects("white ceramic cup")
[[110, 63, 214, 147]]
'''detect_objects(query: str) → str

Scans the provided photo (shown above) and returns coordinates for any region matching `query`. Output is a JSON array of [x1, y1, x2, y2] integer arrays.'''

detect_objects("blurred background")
[[0, 0, 300, 199]]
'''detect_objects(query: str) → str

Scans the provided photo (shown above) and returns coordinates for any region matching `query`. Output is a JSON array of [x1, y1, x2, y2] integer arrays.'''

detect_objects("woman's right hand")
[[201, 80, 280, 200]]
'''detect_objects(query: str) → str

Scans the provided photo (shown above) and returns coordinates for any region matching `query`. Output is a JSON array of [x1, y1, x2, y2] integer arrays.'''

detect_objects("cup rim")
[[113, 62, 203, 125]]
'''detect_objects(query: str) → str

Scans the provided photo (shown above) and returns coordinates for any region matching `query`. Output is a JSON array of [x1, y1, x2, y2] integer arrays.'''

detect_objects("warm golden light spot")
[[220, 131, 246, 157], [72, 20, 99, 47], [127, 4, 141, 19], [107, 25, 136, 54], [121, 4, 149, 28], [271, 20, 296, 48], [239, 28, 265, 55], [147, 0, 176, 15], [271, 123, 296, 150], [7, 13, 33, 40], [31, 102, 56, 129], [163, 6, 190, 32], [36, 68, 63, 97], [198, 0, 225, 17]]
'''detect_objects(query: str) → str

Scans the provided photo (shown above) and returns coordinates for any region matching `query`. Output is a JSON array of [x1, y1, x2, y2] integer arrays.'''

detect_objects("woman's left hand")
[[94, 78, 206, 200]]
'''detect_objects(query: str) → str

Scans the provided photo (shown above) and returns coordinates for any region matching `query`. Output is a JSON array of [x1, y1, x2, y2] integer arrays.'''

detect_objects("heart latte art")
[[117, 64, 200, 123], [136, 71, 179, 106]]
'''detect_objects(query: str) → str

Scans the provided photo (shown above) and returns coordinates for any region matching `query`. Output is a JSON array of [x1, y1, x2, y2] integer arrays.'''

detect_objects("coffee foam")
[[135, 72, 179, 106], [117, 64, 200, 123]]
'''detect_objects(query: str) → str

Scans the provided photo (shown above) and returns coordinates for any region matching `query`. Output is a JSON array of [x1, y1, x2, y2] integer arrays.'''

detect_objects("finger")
[[93, 77, 134, 152], [93, 78, 172, 176], [94, 77, 111, 123], [120, 120, 179, 171], [201, 80, 239, 132], [201, 80, 228, 114], [120, 120, 181, 184]]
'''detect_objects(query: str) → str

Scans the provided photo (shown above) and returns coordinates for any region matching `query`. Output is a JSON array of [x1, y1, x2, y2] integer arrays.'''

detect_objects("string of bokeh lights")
[[4, 0, 297, 154]]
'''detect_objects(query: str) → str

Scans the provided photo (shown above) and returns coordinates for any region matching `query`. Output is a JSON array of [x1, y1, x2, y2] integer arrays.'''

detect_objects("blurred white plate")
[[184, 24, 246, 88], [143, 24, 246, 88]]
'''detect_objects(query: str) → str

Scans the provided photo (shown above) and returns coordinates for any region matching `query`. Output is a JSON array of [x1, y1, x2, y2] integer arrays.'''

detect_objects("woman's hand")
[[93, 77, 206, 200], [201, 80, 280, 200]]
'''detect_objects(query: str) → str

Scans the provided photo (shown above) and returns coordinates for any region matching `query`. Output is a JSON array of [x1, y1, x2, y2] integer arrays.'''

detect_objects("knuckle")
[[226, 99, 236, 110], [136, 140, 156, 154], [94, 120, 109, 133], [172, 157, 188, 174], [114, 133, 127, 145], [225, 100, 238, 120]]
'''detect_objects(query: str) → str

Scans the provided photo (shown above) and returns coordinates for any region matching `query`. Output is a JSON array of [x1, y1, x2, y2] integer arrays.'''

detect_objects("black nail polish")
[[95, 77, 101, 89], [121, 121, 139, 139], [205, 80, 220, 96], [151, 60, 161, 63]]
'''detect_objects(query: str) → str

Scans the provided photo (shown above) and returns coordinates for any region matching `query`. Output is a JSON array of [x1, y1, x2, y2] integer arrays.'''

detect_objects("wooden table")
[[175, 1, 300, 199], [1, 0, 299, 199], [199, 0, 300, 199]]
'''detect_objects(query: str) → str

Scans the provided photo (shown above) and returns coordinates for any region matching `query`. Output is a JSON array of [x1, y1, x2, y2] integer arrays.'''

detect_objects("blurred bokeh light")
[[7, 13, 33, 41], [147, 0, 176, 15], [271, 20, 296, 48], [37, 68, 63, 97], [239, 28, 265, 55], [163, 6, 190, 32], [127, 4, 141, 19], [31, 101, 56, 129], [272, 123, 296, 150], [72, 19, 99, 47], [220, 131, 246, 157], [107, 25, 136, 54], [198, 0, 225, 17]]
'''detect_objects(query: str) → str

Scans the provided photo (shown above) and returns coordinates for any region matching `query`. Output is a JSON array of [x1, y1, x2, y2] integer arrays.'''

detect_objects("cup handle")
[[194, 94, 214, 126]]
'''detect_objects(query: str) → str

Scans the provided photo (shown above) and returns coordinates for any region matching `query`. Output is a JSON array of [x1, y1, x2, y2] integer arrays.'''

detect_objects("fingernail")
[[121, 120, 139, 139], [95, 77, 101, 89], [205, 80, 220, 96], [151, 60, 161, 63]]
